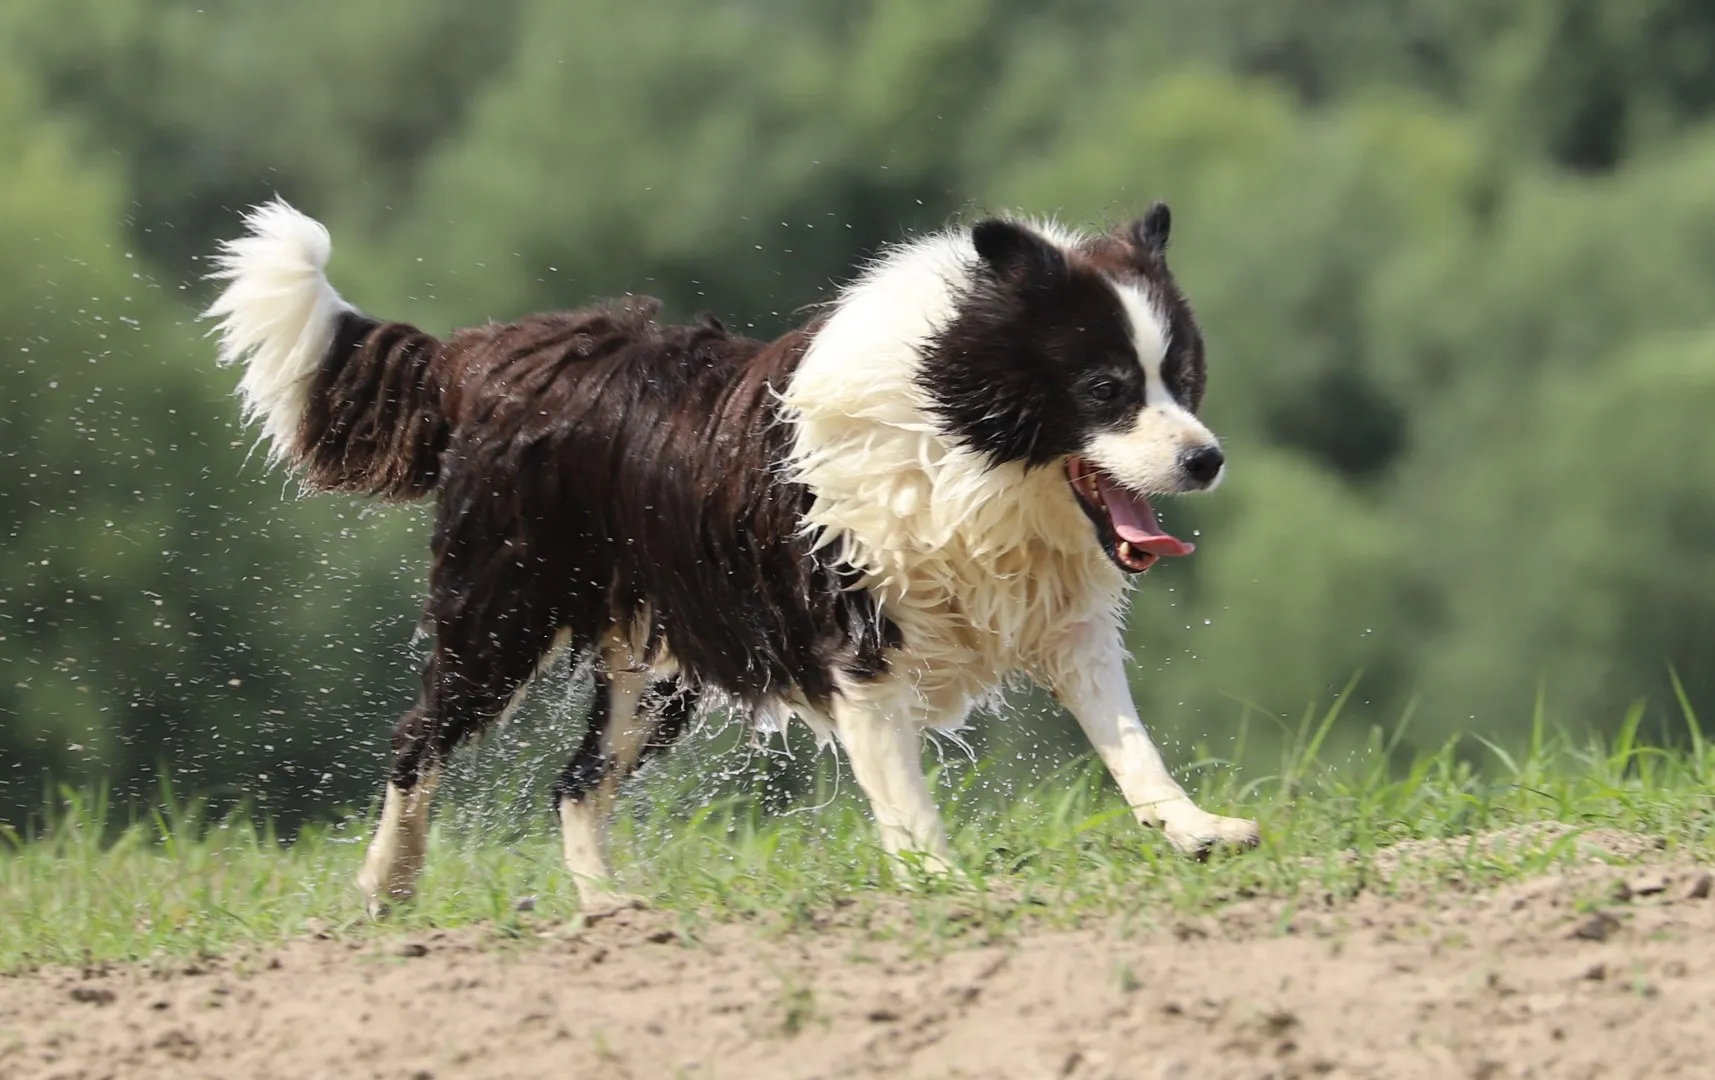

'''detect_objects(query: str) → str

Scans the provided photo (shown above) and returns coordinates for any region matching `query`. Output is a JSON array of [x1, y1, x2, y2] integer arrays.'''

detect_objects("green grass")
[[4, 696, 1714, 972]]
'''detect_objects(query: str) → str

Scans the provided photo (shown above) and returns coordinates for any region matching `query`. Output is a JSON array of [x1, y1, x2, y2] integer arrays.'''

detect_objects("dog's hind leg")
[[358, 588, 563, 918], [356, 715, 442, 919], [553, 661, 696, 913]]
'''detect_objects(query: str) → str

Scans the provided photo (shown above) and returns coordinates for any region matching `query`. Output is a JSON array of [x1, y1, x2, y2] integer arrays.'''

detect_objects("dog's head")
[[920, 203, 1219, 573]]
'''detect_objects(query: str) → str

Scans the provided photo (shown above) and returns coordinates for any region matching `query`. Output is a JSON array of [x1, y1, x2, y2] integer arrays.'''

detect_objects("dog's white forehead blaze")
[[1020, 216, 1087, 258], [1110, 279, 1171, 406]]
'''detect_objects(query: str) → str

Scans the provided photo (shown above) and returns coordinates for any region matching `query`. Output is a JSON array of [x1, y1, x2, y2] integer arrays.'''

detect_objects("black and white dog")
[[207, 200, 1258, 916]]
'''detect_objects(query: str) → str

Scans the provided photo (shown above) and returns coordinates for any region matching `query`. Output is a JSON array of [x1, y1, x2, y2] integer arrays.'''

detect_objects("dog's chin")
[[1064, 456, 1197, 575]]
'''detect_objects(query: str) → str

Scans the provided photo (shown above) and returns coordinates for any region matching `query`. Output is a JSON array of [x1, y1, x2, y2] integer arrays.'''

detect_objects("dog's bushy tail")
[[206, 199, 448, 500]]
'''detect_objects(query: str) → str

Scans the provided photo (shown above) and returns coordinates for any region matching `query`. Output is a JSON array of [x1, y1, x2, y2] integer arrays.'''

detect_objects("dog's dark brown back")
[[290, 297, 898, 790]]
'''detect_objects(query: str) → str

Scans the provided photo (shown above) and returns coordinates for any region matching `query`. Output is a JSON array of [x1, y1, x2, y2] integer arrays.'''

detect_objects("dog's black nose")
[[1179, 444, 1225, 486]]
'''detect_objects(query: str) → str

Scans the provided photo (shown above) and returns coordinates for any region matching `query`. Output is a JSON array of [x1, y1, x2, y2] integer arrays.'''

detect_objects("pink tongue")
[[1095, 474, 1196, 558]]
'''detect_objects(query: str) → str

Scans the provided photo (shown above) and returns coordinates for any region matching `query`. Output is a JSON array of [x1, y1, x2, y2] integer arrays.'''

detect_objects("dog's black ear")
[[1128, 201, 1172, 255], [972, 219, 1065, 282]]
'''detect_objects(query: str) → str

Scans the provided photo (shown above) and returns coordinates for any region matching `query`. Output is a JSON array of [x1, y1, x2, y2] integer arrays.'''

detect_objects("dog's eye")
[[1088, 380, 1117, 403]]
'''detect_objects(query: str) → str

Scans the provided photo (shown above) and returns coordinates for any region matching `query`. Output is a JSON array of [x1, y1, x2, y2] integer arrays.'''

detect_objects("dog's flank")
[[207, 199, 1257, 917]]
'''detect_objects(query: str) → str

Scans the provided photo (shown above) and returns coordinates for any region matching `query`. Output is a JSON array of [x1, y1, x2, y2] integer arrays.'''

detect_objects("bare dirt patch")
[[5, 836, 1713, 1080]]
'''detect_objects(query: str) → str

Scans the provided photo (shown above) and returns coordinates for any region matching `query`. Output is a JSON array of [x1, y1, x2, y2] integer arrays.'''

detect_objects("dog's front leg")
[[1046, 628, 1258, 855], [834, 696, 953, 871]]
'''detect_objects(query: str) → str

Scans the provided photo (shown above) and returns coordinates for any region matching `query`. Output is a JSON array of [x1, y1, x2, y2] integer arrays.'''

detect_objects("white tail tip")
[[204, 198, 350, 463]]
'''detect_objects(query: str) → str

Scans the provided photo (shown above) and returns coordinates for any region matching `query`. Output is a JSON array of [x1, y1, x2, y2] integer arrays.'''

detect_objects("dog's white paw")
[[891, 848, 954, 878], [1161, 808, 1260, 857], [357, 870, 415, 920]]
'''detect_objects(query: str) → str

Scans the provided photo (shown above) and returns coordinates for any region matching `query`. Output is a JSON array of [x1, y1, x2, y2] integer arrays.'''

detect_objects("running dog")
[[206, 199, 1258, 916]]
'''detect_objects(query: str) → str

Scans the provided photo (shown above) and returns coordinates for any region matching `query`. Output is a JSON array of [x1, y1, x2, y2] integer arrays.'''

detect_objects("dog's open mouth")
[[1066, 456, 1196, 574]]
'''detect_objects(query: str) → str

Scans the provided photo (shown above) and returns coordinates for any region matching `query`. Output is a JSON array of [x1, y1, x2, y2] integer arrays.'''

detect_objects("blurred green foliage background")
[[4, 0, 1714, 828]]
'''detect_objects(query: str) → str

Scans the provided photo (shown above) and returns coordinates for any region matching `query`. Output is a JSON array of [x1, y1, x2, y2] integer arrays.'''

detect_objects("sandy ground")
[[5, 832, 1714, 1080]]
